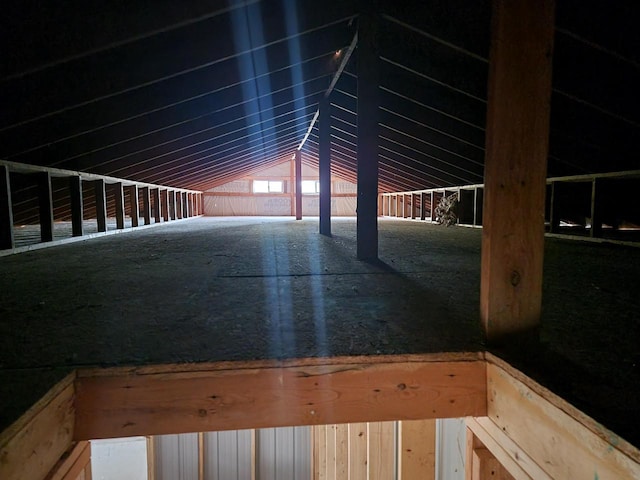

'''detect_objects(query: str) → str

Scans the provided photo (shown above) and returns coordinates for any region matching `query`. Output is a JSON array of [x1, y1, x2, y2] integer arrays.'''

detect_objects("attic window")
[[253, 180, 283, 193], [301, 180, 320, 194]]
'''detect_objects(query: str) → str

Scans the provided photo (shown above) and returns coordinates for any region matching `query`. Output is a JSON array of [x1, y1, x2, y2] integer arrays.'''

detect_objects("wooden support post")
[[94, 179, 107, 232], [590, 178, 603, 237], [0, 165, 15, 249], [114, 182, 125, 230], [420, 192, 426, 220], [185, 193, 191, 218], [395, 196, 400, 217], [161, 190, 169, 222], [356, 3, 379, 260], [150, 188, 162, 223], [295, 149, 303, 221], [142, 187, 151, 225], [398, 420, 436, 480], [480, 0, 555, 343], [129, 185, 139, 228], [170, 191, 177, 220], [549, 181, 561, 233], [410, 195, 416, 219], [37, 171, 54, 242], [370, 422, 395, 480], [472, 448, 515, 480], [69, 176, 84, 237], [319, 98, 331, 234], [430, 192, 435, 221]]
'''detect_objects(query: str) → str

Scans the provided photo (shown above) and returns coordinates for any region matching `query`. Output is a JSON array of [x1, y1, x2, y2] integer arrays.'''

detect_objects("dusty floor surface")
[[1, 217, 639, 444]]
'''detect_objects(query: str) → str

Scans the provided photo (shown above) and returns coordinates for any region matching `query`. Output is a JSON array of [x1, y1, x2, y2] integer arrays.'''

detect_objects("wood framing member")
[[0, 165, 15, 249], [69, 176, 84, 237], [420, 192, 426, 220], [114, 182, 125, 229], [129, 185, 139, 228], [142, 187, 151, 225], [0, 373, 75, 480], [45, 440, 92, 480], [94, 179, 107, 233], [319, 98, 331, 235], [480, 0, 555, 343], [295, 149, 303, 221], [37, 171, 54, 242], [398, 420, 435, 480], [183, 192, 188, 218], [170, 190, 177, 220], [74, 354, 486, 440], [160, 189, 169, 222], [356, 2, 380, 260], [476, 354, 640, 479], [590, 178, 603, 238]]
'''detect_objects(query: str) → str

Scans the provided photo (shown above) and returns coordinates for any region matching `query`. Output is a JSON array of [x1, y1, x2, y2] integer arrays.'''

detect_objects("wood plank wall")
[[312, 420, 436, 480]]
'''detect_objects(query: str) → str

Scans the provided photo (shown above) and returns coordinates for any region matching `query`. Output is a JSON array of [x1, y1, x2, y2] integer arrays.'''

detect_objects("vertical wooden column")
[[129, 186, 139, 228], [170, 191, 176, 220], [410, 195, 416, 219], [37, 172, 54, 242], [151, 188, 160, 223], [348, 423, 367, 480], [420, 192, 426, 220], [160, 190, 169, 221], [356, 3, 379, 260], [94, 179, 107, 232], [480, 0, 555, 343], [69, 176, 84, 237], [369, 422, 395, 480], [319, 98, 331, 234], [183, 192, 188, 218], [549, 181, 561, 233], [114, 182, 125, 230], [295, 149, 303, 220], [0, 165, 14, 249], [142, 187, 151, 225], [430, 192, 435, 220], [590, 178, 603, 238]]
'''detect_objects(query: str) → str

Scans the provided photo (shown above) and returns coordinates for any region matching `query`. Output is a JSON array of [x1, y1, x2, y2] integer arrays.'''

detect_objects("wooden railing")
[[380, 170, 640, 244], [0, 160, 203, 251]]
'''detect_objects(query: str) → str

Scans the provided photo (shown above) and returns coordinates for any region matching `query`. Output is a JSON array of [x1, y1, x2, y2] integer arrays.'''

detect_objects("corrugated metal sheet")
[[257, 426, 310, 480], [204, 430, 253, 480], [155, 433, 200, 480]]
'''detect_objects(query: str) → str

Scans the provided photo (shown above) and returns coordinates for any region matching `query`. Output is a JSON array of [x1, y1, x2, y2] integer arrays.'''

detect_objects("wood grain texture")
[[398, 419, 435, 480], [480, 0, 555, 342], [74, 357, 486, 439], [0, 373, 75, 480], [348, 423, 367, 480], [369, 422, 395, 480], [472, 448, 514, 480], [335, 424, 349, 480], [486, 362, 640, 479]]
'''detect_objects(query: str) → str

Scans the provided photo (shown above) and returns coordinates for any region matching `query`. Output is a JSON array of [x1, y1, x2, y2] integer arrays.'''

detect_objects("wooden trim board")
[[0, 373, 76, 480], [73, 354, 486, 440]]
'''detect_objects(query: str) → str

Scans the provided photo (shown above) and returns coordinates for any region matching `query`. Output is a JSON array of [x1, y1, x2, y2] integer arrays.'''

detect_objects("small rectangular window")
[[253, 180, 283, 193], [301, 180, 318, 194]]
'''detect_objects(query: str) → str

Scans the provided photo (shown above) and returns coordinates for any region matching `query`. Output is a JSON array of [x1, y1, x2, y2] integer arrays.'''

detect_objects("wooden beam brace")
[[94, 179, 107, 233], [69, 176, 84, 237], [485, 355, 640, 479], [480, 0, 555, 343], [142, 187, 152, 225], [0, 374, 75, 480], [0, 165, 15, 250], [356, 3, 380, 260], [129, 185, 139, 228], [74, 355, 486, 440], [37, 171, 54, 242], [319, 98, 331, 234], [295, 150, 303, 221], [114, 182, 125, 229]]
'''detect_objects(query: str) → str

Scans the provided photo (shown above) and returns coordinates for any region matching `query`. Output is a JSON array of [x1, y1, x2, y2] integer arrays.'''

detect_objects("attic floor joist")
[[2, 353, 639, 480]]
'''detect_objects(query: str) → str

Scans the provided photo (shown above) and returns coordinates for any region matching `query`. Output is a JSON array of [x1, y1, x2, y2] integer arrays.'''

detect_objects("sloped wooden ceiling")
[[1, 0, 638, 198]]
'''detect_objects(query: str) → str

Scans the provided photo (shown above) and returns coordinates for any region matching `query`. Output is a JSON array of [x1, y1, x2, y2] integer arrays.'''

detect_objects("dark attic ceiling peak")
[[1, 0, 639, 194]]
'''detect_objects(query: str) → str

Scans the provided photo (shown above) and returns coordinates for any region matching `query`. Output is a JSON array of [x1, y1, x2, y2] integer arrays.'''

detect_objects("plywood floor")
[[1, 217, 638, 445]]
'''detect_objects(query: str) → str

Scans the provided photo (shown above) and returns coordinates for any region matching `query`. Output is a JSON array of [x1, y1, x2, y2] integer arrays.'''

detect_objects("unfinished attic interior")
[[1, 0, 639, 478]]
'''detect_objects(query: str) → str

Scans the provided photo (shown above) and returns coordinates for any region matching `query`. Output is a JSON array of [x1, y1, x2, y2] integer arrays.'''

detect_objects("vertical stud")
[[142, 187, 151, 225], [95, 179, 107, 232], [319, 98, 331, 234], [114, 182, 125, 230], [129, 186, 139, 228], [0, 165, 15, 249]]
